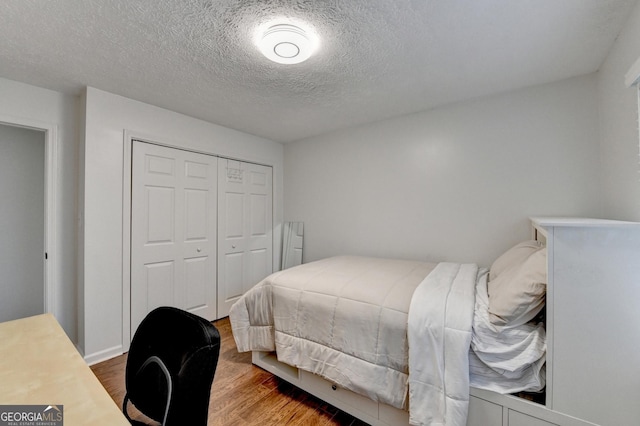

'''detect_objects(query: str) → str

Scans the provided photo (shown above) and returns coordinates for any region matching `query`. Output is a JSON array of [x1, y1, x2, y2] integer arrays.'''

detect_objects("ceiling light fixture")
[[256, 22, 319, 65]]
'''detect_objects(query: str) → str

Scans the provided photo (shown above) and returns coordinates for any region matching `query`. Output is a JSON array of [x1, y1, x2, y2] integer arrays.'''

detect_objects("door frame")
[[0, 115, 58, 318]]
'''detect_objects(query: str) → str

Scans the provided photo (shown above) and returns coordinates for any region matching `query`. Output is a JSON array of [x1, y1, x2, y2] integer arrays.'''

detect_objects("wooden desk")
[[0, 314, 129, 425]]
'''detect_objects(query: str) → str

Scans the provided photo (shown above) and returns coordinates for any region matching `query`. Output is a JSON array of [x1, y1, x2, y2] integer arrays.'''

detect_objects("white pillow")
[[488, 246, 547, 327], [489, 240, 544, 281]]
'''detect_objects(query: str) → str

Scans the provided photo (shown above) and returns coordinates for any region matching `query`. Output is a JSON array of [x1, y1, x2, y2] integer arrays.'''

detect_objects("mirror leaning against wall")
[[281, 222, 304, 270]]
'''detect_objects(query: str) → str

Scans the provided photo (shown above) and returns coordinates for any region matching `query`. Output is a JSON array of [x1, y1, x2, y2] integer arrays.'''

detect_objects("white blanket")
[[408, 263, 479, 426]]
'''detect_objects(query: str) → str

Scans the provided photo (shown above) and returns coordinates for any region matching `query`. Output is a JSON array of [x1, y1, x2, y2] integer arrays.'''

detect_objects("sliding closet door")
[[131, 142, 217, 334], [218, 158, 273, 317]]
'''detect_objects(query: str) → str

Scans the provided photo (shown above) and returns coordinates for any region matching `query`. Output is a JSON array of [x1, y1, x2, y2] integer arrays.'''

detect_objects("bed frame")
[[253, 218, 640, 425]]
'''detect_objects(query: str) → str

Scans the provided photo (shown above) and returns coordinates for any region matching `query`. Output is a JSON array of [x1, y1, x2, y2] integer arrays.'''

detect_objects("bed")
[[229, 218, 640, 426], [230, 252, 545, 424]]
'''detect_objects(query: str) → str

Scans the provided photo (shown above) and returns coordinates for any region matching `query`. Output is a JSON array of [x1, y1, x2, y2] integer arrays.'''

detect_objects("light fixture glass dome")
[[256, 21, 319, 65]]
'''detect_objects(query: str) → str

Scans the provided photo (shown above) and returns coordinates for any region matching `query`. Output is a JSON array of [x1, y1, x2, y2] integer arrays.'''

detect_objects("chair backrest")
[[125, 307, 221, 425]]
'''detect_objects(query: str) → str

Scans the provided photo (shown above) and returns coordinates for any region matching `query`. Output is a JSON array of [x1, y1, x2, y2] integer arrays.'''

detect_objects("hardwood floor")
[[91, 317, 369, 426]]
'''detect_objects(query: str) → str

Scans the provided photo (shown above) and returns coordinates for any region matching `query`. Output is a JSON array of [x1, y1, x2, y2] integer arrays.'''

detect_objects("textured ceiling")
[[0, 0, 637, 143]]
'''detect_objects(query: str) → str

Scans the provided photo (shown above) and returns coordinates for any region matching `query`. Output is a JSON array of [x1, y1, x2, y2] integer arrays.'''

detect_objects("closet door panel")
[[218, 158, 273, 318], [249, 248, 270, 288], [146, 186, 175, 244], [144, 261, 175, 310], [185, 256, 208, 310], [224, 252, 245, 300]]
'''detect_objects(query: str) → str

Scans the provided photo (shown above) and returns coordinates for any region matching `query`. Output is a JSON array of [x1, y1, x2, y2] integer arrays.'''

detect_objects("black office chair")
[[123, 307, 221, 426]]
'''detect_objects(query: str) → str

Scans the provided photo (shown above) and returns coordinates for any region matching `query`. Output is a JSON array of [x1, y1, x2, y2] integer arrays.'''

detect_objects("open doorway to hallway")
[[0, 122, 45, 322]]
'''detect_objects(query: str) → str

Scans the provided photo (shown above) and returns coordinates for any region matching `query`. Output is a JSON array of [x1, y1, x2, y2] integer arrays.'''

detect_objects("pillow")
[[489, 240, 544, 281], [488, 247, 547, 327]]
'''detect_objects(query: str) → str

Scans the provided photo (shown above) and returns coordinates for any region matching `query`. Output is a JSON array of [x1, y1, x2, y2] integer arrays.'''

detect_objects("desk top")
[[0, 314, 129, 425]]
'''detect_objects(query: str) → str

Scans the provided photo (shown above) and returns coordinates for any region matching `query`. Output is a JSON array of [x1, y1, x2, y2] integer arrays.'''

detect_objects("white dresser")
[[468, 217, 640, 426]]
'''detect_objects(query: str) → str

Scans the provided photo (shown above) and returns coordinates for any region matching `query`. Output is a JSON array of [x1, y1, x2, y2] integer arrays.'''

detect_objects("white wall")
[[597, 0, 640, 221], [0, 77, 78, 341], [80, 87, 283, 363], [284, 75, 603, 267]]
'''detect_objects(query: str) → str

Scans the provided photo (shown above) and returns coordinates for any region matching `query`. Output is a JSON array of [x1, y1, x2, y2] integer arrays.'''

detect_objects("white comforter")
[[230, 256, 482, 425], [230, 256, 436, 409]]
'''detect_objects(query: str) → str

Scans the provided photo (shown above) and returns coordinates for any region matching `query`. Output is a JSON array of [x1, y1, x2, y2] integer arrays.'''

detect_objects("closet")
[[130, 141, 272, 334]]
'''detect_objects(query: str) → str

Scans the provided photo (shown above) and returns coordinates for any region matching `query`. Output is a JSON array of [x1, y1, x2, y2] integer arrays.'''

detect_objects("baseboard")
[[83, 344, 123, 366]]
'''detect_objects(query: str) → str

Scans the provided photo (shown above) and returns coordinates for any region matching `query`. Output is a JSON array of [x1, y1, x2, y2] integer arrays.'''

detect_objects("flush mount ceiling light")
[[256, 22, 319, 65]]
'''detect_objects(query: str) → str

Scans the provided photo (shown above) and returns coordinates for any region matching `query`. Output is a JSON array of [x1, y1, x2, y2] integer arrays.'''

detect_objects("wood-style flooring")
[[90, 317, 369, 426]]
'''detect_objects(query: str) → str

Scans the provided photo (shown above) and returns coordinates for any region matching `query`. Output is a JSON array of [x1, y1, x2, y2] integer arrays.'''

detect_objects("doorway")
[[0, 123, 45, 322]]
